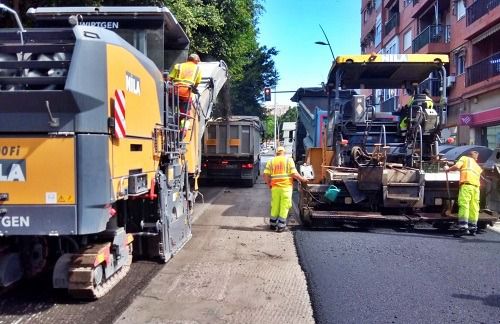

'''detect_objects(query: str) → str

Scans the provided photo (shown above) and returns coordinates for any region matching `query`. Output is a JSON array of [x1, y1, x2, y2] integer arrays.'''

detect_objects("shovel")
[[444, 167, 454, 217]]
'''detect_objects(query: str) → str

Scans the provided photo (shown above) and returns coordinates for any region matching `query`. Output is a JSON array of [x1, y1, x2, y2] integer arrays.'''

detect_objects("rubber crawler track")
[[68, 245, 133, 299]]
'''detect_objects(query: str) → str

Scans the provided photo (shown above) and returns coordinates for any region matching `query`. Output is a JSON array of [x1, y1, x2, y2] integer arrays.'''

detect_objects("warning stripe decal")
[[114, 89, 126, 138]]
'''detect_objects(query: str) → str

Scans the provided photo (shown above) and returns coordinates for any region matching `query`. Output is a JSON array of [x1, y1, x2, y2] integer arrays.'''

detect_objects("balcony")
[[384, 13, 399, 36], [412, 25, 450, 53], [466, 51, 500, 86], [467, 0, 500, 26]]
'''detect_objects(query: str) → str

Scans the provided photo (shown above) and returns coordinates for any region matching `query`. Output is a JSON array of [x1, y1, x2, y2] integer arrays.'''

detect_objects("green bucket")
[[324, 185, 340, 202]]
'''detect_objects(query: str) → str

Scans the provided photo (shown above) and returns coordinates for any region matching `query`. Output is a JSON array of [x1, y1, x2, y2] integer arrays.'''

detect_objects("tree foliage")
[[2, 0, 278, 118]]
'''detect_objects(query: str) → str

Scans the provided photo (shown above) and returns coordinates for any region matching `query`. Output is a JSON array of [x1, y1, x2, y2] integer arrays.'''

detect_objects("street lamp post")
[[273, 86, 277, 150], [314, 24, 335, 60]]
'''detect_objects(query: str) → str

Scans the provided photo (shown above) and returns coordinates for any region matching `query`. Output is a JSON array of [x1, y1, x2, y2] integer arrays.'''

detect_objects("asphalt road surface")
[[295, 227, 500, 324]]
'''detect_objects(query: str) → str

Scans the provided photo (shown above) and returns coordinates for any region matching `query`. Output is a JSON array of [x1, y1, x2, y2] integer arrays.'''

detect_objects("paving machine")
[[297, 53, 498, 229], [0, 5, 227, 298]]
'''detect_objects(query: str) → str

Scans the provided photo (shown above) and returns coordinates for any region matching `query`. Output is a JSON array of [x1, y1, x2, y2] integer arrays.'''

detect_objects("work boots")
[[276, 219, 286, 232], [468, 223, 478, 236], [453, 227, 468, 237], [269, 218, 277, 231]]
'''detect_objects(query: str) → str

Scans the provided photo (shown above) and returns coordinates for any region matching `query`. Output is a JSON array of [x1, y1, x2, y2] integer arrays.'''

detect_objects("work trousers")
[[270, 187, 293, 228], [457, 183, 480, 229]]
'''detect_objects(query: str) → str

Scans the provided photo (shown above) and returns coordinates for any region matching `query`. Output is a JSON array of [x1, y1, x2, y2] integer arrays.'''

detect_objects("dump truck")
[[296, 53, 498, 230], [200, 116, 262, 187], [0, 5, 227, 298]]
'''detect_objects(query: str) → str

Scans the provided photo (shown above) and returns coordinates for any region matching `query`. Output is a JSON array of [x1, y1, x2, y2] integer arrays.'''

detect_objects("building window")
[[386, 37, 399, 54], [455, 51, 465, 75], [457, 0, 466, 20], [403, 29, 412, 51], [375, 14, 382, 47], [374, 0, 382, 9], [486, 125, 500, 149]]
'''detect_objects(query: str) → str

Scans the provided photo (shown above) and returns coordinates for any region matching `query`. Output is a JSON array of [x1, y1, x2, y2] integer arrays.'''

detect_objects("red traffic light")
[[264, 87, 271, 101]]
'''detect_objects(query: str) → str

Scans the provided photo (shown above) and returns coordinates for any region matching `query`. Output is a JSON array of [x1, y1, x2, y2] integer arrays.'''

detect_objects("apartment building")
[[360, 0, 500, 149]]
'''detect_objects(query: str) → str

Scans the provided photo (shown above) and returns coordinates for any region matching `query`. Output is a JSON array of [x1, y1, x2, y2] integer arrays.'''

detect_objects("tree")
[[229, 46, 278, 118], [279, 106, 298, 124], [262, 115, 275, 140]]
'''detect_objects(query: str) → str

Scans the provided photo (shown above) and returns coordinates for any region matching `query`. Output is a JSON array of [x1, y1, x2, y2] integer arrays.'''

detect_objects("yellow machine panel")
[[105, 44, 162, 199], [335, 53, 449, 64], [0, 137, 75, 205], [109, 137, 158, 199], [106, 44, 162, 138]]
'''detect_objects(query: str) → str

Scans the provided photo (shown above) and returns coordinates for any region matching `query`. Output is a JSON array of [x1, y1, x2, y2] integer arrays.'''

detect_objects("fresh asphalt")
[[295, 227, 500, 324]]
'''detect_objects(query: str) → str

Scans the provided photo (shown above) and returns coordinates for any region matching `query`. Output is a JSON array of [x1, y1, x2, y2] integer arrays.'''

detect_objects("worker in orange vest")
[[168, 54, 202, 138], [444, 150, 483, 236], [263, 146, 308, 232], [168, 53, 202, 113]]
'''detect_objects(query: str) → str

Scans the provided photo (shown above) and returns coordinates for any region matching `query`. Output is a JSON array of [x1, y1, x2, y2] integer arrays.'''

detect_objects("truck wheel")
[[244, 178, 254, 187]]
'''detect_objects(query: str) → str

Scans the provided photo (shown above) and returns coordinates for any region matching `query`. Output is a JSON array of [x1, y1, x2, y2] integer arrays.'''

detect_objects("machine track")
[[68, 244, 133, 299]]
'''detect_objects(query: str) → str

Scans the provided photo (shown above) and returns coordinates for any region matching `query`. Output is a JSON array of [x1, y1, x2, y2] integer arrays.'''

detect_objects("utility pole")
[[273, 86, 277, 150]]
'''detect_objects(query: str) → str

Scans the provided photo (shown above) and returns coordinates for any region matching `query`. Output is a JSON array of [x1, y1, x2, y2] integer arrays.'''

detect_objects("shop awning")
[[459, 107, 500, 126]]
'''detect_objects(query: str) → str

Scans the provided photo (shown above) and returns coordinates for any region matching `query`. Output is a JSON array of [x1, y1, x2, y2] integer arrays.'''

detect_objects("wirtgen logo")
[[0, 160, 26, 182]]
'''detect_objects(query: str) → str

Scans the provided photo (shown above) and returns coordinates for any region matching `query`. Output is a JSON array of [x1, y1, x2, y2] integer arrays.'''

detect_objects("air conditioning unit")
[[446, 75, 456, 87]]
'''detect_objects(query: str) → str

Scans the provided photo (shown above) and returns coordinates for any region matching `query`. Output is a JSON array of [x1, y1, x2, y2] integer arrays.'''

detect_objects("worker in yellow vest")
[[444, 150, 483, 236], [168, 53, 202, 113], [263, 146, 308, 232], [399, 89, 434, 134], [168, 54, 202, 138]]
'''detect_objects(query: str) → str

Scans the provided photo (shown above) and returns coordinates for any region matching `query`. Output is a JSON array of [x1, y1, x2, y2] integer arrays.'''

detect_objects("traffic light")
[[264, 87, 271, 101]]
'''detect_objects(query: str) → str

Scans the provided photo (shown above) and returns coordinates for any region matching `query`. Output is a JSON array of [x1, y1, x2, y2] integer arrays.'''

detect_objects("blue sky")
[[257, 0, 361, 106]]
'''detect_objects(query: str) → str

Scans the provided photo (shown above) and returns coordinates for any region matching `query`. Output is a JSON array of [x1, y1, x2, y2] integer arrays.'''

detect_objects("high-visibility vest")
[[400, 116, 408, 131], [424, 95, 434, 110], [457, 156, 482, 186], [264, 156, 297, 188], [171, 62, 201, 99]]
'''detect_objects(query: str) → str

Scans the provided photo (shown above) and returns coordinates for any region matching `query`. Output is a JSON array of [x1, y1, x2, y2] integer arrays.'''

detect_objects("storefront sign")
[[459, 114, 473, 126]]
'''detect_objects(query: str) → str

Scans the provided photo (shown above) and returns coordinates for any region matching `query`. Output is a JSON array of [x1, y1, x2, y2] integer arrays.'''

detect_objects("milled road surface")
[[116, 177, 314, 324], [296, 228, 500, 324]]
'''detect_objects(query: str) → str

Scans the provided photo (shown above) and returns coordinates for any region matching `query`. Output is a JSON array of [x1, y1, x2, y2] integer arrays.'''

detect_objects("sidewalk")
[[116, 183, 314, 324]]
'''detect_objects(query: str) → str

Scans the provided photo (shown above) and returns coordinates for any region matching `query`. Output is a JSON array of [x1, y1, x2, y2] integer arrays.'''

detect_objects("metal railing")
[[466, 51, 500, 86], [412, 25, 450, 53], [384, 13, 399, 36], [467, 0, 500, 26], [418, 78, 441, 96]]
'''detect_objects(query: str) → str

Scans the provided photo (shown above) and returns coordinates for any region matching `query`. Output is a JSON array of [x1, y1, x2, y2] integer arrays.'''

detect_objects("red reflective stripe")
[[114, 89, 126, 138]]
